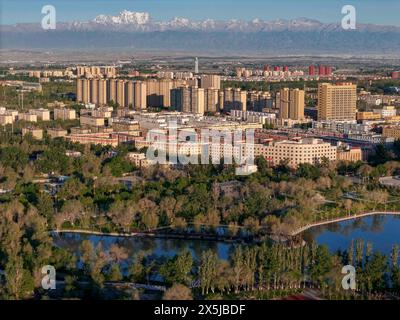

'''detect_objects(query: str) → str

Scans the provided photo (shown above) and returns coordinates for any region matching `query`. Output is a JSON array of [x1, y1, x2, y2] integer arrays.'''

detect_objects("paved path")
[[289, 211, 400, 236]]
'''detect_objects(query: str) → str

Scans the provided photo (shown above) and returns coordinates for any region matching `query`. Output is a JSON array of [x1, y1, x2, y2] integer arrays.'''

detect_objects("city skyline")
[[1, 0, 400, 26]]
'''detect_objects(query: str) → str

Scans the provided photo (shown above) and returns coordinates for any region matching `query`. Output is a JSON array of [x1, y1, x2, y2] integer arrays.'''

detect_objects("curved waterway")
[[302, 215, 400, 254], [53, 215, 400, 260]]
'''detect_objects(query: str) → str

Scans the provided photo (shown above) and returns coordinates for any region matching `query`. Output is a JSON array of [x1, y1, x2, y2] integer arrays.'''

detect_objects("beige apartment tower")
[[277, 88, 289, 119], [134, 81, 147, 110], [76, 78, 83, 102], [75, 78, 90, 104], [194, 88, 205, 114], [200, 75, 221, 90], [146, 79, 160, 107], [116, 80, 126, 108], [98, 79, 107, 106], [82, 79, 90, 104], [159, 79, 174, 107], [233, 89, 247, 112], [205, 88, 220, 113], [90, 79, 99, 105], [171, 86, 205, 114], [277, 88, 304, 120], [318, 83, 357, 121], [289, 89, 305, 120], [223, 88, 234, 112], [108, 79, 117, 105], [125, 81, 135, 109]]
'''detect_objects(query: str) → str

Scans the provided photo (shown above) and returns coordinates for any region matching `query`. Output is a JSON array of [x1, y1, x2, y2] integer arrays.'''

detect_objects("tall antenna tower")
[[194, 57, 199, 74]]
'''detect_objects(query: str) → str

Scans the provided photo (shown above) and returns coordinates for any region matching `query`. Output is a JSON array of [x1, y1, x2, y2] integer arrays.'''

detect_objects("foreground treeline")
[[0, 199, 399, 300], [2, 133, 400, 238], [176, 241, 400, 300]]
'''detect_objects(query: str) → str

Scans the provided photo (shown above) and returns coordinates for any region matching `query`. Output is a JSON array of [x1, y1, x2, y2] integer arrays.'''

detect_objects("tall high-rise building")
[[90, 79, 99, 105], [325, 66, 333, 76], [277, 88, 290, 119], [98, 79, 107, 106], [76, 65, 116, 78], [171, 86, 205, 114], [233, 88, 247, 112], [146, 79, 161, 107], [108, 79, 117, 104], [159, 79, 174, 108], [289, 89, 305, 120], [200, 75, 221, 90], [308, 65, 315, 76], [218, 91, 224, 112], [172, 86, 189, 113], [193, 88, 205, 114], [82, 78, 90, 104], [223, 88, 234, 113], [205, 88, 220, 113], [317, 83, 357, 121], [125, 81, 135, 108], [117, 80, 126, 107], [318, 65, 326, 76], [76, 78, 83, 102], [134, 81, 147, 110], [277, 88, 305, 120], [248, 91, 272, 112]]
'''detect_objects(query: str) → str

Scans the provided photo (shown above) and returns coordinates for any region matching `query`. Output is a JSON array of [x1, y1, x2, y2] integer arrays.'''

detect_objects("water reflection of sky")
[[54, 215, 400, 267], [304, 215, 400, 255], [54, 233, 234, 264]]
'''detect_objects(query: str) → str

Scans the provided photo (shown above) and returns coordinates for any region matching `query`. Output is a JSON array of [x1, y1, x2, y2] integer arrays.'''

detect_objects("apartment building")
[[200, 75, 221, 90], [112, 119, 140, 132], [337, 147, 363, 162], [317, 83, 357, 121], [66, 133, 118, 147], [47, 128, 68, 138], [80, 115, 105, 127], [0, 114, 14, 125], [382, 126, 400, 139], [276, 88, 305, 120], [18, 113, 37, 122], [254, 138, 337, 167], [205, 88, 220, 113], [247, 91, 273, 112], [171, 86, 205, 114], [29, 108, 50, 121], [126, 152, 151, 168], [22, 127, 43, 139], [54, 108, 76, 120]]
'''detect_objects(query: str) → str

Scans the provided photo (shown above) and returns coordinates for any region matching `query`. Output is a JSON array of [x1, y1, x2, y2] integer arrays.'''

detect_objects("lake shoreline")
[[51, 229, 246, 244]]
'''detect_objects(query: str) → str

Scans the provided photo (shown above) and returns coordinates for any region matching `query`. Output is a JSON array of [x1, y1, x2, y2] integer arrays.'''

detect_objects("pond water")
[[53, 215, 400, 262], [53, 233, 233, 261], [303, 215, 400, 255]]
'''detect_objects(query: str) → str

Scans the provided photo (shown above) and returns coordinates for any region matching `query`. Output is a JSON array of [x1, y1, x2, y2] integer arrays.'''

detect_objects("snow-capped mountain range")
[[2, 10, 400, 54], [93, 10, 151, 25], [84, 10, 398, 32], [3, 10, 399, 32]]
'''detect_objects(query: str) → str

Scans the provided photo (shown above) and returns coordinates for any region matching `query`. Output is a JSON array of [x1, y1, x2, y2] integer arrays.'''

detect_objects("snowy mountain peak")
[[170, 17, 191, 26], [93, 10, 151, 25]]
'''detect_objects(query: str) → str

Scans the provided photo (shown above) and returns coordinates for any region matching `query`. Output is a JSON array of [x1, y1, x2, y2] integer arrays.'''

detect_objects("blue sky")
[[1, 0, 400, 26]]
